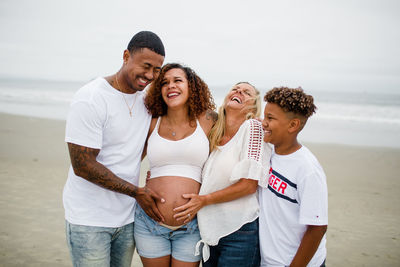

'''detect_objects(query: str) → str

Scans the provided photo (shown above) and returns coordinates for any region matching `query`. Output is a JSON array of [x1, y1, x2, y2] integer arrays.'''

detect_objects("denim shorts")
[[134, 204, 201, 262]]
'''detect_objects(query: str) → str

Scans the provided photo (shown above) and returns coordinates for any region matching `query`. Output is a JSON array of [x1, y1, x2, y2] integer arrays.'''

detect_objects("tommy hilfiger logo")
[[267, 167, 298, 204]]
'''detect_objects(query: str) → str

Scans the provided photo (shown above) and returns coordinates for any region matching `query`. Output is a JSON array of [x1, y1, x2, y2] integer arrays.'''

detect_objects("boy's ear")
[[288, 118, 301, 133]]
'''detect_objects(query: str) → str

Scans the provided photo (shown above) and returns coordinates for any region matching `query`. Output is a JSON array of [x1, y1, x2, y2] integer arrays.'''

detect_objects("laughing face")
[[262, 102, 291, 145], [123, 48, 164, 92], [161, 68, 190, 109], [225, 82, 257, 114]]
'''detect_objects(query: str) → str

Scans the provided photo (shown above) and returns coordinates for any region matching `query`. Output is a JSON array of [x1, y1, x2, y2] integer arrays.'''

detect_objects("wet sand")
[[0, 113, 399, 266]]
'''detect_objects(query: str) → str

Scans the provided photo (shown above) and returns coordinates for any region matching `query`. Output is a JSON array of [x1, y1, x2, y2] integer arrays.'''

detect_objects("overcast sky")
[[0, 0, 399, 93]]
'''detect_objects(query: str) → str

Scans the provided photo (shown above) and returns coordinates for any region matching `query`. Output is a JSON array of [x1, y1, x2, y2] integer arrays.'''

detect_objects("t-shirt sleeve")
[[230, 119, 265, 182], [298, 169, 328, 225], [65, 100, 103, 149]]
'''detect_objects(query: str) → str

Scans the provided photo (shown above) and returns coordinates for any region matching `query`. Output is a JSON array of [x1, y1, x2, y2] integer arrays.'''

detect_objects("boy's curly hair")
[[264, 87, 316, 118], [145, 63, 215, 120]]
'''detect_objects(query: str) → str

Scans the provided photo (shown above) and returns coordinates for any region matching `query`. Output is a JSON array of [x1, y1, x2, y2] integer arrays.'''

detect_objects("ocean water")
[[1, 78, 399, 148]]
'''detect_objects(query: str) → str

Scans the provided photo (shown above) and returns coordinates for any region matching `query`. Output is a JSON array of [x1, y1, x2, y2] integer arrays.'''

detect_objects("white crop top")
[[147, 117, 209, 183]]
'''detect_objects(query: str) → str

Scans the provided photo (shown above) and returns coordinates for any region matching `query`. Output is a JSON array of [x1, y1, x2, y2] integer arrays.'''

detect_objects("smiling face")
[[225, 83, 257, 115], [262, 102, 291, 146], [123, 48, 164, 92], [161, 68, 190, 109]]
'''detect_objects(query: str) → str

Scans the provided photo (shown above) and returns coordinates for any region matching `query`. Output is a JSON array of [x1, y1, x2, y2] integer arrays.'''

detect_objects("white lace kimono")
[[195, 119, 271, 261]]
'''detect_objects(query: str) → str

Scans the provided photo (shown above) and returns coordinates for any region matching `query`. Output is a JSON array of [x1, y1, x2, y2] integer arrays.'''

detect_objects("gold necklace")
[[116, 72, 137, 117]]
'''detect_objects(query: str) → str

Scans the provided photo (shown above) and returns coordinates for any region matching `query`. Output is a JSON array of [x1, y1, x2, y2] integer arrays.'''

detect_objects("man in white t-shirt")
[[259, 87, 328, 267], [63, 31, 165, 267]]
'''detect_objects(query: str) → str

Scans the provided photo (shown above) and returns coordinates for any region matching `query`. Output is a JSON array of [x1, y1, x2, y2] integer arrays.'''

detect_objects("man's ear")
[[288, 118, 301, 133], [123, 49, 130, 64]]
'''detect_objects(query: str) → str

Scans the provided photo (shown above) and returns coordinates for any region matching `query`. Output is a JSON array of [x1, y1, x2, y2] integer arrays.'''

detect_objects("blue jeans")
[[65, 220, 135, 267], [203, 219, 260, 267]]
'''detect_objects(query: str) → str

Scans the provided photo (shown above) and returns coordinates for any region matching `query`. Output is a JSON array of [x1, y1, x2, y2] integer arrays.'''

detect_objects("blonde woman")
[[174, 82, 271, 266]]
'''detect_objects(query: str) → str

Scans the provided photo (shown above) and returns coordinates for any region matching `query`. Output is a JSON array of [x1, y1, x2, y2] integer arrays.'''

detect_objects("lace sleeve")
[[230, 119, 265, 182], [247, 119, 263, 161]]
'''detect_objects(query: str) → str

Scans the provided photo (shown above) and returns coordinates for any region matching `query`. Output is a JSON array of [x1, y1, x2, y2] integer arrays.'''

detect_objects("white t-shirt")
[[63, 77, 151, 227], [259, 146, 328, 267], [196, 119, 271, 261]]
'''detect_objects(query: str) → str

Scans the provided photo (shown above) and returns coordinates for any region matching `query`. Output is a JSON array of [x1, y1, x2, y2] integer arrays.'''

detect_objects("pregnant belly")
[[146, 176, 201, 226]]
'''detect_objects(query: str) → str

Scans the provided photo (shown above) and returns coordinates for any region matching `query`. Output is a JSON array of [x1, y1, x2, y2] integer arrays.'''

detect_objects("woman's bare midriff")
[[146, 176, 201, 226]]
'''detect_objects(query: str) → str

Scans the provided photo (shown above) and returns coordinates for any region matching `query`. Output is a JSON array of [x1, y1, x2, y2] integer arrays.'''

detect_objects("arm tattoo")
[[68, 143, 138, 197]]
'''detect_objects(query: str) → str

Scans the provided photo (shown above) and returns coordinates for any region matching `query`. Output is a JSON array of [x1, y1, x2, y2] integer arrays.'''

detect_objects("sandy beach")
[[0, 112, 399, 267]]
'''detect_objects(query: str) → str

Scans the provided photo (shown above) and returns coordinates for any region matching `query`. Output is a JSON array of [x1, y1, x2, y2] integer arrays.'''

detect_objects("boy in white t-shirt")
[[259, 87, 328, 267]]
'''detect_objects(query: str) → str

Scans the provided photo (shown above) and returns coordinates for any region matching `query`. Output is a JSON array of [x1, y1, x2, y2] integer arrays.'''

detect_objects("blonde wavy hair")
[[209, 82, 261, 152]]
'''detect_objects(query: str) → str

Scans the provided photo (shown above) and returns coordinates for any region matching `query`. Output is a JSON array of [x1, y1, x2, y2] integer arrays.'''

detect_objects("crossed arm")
[[67, 143, 165, 222]]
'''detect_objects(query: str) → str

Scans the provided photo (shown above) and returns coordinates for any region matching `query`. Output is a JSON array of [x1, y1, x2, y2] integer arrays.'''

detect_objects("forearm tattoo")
[[68, 143, 138, 197]]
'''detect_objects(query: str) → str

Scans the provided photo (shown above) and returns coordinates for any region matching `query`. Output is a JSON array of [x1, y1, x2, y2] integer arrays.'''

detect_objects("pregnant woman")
[[134, 63, 216, 267]]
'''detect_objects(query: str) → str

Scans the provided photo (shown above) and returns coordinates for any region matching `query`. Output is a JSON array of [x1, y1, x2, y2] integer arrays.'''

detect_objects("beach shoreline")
[[0, 113, 399, 266]]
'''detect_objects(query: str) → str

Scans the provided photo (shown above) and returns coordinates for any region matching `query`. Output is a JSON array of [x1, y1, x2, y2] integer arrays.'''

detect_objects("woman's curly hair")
[[145, 63, 216, 120], [264, 87, 316, 118]]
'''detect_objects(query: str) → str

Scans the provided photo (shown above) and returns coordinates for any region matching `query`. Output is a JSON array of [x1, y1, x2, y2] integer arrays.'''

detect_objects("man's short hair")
[[127, 31, 165, 56], [264, 87, 316, 118]]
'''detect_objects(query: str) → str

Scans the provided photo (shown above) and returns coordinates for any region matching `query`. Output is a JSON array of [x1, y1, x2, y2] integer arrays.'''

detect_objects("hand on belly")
[[147, 176, 201, 226]]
